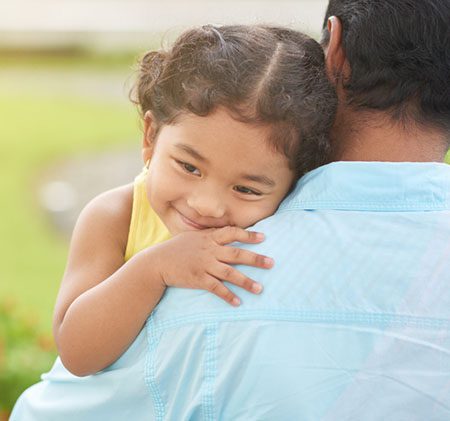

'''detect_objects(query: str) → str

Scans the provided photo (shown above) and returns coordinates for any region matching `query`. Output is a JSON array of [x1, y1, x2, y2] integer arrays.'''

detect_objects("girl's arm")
[[53, 184, 164, 377], [53, 185, 271, 377]]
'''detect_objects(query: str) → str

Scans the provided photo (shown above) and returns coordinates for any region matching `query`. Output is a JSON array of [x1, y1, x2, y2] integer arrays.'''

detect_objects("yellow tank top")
[[124, 168, 171, 261]]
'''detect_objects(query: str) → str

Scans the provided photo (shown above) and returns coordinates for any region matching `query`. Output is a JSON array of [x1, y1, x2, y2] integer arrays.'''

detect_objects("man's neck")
[[331, 111, 448, 163]]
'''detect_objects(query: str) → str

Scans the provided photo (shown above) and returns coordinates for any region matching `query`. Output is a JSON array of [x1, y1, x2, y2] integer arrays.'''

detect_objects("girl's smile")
[[142, 108, 295, 235], [175, 208, 217, 230]]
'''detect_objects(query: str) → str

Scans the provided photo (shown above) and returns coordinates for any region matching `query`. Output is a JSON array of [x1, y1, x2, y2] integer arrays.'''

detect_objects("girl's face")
[[143, 108, 295, 236]]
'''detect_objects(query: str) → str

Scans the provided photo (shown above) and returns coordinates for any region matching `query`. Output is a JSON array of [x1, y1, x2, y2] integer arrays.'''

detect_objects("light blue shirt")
[[12, 162, 450, 420]]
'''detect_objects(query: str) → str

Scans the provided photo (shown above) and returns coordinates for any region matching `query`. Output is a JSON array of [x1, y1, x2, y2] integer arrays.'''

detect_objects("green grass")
[[0, 49, 145, 72], [0, 86, 139, 334]]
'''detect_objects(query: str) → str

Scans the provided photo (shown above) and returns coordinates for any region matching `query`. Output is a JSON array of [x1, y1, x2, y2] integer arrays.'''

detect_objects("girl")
[[11, 24, 336, 419]]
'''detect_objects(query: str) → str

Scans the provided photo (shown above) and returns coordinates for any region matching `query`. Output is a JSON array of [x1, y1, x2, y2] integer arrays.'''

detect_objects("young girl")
[[11, 24, 336, 419]]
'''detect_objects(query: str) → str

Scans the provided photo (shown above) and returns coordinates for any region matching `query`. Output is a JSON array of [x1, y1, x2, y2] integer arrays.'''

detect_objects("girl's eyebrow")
[[175, 143, 208, 162], [241, 174, 275, 187]]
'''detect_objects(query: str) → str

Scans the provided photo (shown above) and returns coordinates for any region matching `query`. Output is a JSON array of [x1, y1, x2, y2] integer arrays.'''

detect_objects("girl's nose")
[[187, 191, 226, 219]]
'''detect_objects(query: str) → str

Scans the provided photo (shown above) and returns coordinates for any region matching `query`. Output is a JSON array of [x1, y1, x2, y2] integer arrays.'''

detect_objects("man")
[[12, 1, 450, 420], [140, 1, 450, 419]]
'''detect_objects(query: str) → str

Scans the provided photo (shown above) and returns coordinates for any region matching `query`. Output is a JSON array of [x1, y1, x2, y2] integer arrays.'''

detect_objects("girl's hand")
[[150, 226, 273, 306]]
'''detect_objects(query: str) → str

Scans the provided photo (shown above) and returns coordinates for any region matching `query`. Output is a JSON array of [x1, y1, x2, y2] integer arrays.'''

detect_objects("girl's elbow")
[[59, 351, 95, 377], [56, 339, 96, 377]]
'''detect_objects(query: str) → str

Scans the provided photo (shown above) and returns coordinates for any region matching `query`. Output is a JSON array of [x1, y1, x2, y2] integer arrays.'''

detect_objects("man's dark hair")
[[132, 25, 337, 178], [321, 0, 450, 134]]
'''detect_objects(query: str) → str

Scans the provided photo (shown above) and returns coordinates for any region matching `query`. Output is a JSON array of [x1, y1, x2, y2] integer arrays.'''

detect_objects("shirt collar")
[[280, 161, 450, 212]]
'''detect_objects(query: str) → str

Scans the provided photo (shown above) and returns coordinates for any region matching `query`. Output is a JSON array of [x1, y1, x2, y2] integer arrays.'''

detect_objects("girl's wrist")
[[138, 245, 168, 291]]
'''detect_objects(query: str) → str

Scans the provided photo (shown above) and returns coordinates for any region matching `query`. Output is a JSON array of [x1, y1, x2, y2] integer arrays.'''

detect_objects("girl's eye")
[[233, 185, 262, 196], [178, 161, 201, 176]]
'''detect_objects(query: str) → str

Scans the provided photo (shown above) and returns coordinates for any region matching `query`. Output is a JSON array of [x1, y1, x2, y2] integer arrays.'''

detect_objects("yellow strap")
[[124, 168, 171, 261]]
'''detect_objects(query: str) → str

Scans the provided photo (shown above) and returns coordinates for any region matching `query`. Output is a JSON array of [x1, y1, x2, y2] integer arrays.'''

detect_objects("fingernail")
[[254, 232, 265, 240], [252, 283, 263, 294], [264, 257, 274, 267], [232, 297, 240, 306]]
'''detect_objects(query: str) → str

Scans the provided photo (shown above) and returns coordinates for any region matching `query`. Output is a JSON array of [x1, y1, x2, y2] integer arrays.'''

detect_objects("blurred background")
[[2, 0, 447, 416]]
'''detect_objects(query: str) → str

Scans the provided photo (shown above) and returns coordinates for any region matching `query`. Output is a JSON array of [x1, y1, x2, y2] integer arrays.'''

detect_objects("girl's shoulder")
[[74, 183, 134, 254], [87, 183, 134, 221]]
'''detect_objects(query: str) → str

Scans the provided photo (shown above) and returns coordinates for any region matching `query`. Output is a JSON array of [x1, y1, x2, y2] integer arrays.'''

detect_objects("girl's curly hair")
[[131, 25, 337, 178]]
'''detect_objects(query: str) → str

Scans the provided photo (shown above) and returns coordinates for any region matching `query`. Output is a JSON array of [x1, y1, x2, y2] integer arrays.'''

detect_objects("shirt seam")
[[202, 323, 218, 421], [145, 315, 165, 420], [150, 310, 450, 333], [278, 202, 450, 213]]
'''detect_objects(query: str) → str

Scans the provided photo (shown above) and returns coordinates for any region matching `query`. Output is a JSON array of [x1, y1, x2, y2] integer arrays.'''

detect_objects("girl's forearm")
[[55, 249, 165, 377]]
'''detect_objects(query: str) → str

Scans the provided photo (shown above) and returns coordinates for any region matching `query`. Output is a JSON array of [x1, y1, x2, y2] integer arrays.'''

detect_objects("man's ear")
[[142, 111, 158, 163], [324, 16, 350, 86]]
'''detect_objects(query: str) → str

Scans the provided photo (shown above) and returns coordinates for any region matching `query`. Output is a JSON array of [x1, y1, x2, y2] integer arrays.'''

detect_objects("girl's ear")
[[142, 111, 158, 163]]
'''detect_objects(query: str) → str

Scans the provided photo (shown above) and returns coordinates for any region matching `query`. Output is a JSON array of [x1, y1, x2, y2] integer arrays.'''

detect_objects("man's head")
[[321, 0, 450, 136]]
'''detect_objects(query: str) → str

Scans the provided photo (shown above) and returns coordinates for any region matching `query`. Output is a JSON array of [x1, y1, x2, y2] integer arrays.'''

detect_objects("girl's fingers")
[[213, 263, 263, 295], [203, 275, 241, 307], [211, 226, 265, 245], [217, 246, 274, 269]]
